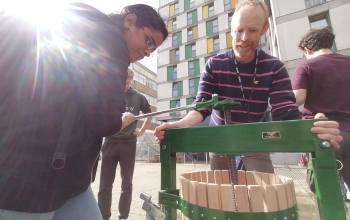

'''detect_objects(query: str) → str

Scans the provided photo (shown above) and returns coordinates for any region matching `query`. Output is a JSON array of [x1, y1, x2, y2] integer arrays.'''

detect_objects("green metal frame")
[[159, 119, 346, 220]]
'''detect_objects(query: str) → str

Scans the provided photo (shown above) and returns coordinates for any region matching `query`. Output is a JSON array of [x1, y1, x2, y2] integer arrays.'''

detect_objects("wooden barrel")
[[179, 170, 297, 220]]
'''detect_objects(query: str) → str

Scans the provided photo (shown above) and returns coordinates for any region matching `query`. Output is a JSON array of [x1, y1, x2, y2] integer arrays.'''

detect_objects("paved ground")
[[91, 162, 350, 220]]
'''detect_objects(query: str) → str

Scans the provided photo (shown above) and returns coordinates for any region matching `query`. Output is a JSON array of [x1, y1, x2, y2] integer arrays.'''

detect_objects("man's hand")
[[154, 122, 182, 144], [311, 113, 343, 149], [133, 129, 144, 138], [121, 112, 135, 130]]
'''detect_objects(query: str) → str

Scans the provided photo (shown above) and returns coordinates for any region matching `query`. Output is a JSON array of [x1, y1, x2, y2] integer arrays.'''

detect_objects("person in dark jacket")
[[98, 68, 152, 220], [0, 2, 168, 220]]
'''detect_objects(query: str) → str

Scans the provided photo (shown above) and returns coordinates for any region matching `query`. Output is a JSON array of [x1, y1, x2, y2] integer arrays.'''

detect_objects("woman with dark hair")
[[0, 2, 167, 220]]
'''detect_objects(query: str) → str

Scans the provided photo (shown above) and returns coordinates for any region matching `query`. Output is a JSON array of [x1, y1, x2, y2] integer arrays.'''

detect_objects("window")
[[185, 44, 196, 59], [188, 60, 200, 76], [172, 34, 177, 47], [174, 2, 179, 14], [305, 0, 326, 9], [189, 79, 196, 94], [213, 19, 218, 33], [208, 3, 214, 17], [226, 32, 232, 48], [173, 83, 178, 97], [188, 28, 193, 41], [214, 37, 220, 51], [224, 0, 231, 11], [172, 32, 182, 46], [309, 13, 337, 52], [173, 66, 178, 79], [172, 81, 183, 97], [172, 18, 177, 30], [190, 0, 195, 8], [187, 10, 197, 25], [228, 12, 233, 24], [189, 78, 200, 95], [169, 3, 179, 16], [175, 49, 180, 61], [167, 65, 177, 80], [206, 19, 218, 35], [170, 100, 181, 116]]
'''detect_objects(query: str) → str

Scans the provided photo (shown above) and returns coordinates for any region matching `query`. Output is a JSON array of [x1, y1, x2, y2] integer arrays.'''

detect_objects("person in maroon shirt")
[[292, 27, 350, 190]]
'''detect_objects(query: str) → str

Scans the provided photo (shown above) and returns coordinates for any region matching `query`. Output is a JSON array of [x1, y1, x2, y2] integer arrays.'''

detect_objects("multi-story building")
[[264, 0, 350, 79], [157, 0, 239, 122], [129, 62, 161, 130]]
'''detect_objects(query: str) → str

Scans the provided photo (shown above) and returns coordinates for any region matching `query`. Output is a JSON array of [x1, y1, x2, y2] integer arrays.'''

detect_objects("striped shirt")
[[195, 49, 301, 125]]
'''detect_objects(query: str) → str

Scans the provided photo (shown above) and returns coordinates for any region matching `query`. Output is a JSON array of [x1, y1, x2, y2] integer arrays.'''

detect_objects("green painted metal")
[[159, 118, 346, 220], [206, 20, 213, 35], [177, 32, 182, 45], [169, 100, 176, 116], [159, 190, 299, 220], [194, 77, 200, 93]]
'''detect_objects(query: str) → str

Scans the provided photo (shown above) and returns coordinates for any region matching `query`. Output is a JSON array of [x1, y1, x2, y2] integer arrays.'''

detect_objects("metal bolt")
[[213, 217, 216, 220], [162, 145, 167, 150], [201, 214, 204, 217], [292, 214, 295, 217], [159, 214, 164, 219], [320, 141, 331, 148], [285, 217, 287, 220], [192, 210, 194, 214], [185, 207, 186, 209]]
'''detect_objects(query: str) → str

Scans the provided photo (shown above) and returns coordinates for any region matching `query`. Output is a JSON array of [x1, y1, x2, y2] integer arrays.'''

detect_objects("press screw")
[[192, 210, 194, 214], [320, 141, 331, 148], [213, 217, 216, 220], [162, 145, 167, 150], [201, 214, 204, 217], [292, 214, 295, 218]]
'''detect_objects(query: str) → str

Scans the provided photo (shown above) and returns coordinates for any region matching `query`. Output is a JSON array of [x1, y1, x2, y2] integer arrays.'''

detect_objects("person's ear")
[[124, 14, 137, 30], [261, 22, 270, 36], [304, 47, 312, 55]]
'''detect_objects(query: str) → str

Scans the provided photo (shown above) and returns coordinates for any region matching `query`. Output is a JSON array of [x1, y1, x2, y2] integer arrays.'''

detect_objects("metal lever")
[[140, 192, 166, 220]]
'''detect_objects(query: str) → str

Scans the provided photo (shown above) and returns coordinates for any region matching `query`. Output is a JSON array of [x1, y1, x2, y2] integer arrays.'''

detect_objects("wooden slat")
[[214, 170, 223, 185], [285, 182, 294, 208], [245, 171, 255, 185], [238, 170, 247, 185], [275, 184, 288, 210], [189, 181, 198, 205], [261, 173, 270, 185], [248, 185, 264, 212], [234, 185, 251, 212], [207, 171, 215, 183], [275, 175, 282, 184], [200, 171, 207, 183], [197, 183, 208, 208], [195, 172, 201, 182], [180, 178, 190, 220], [207, 184, 221, 210], [269, 173, 276, 185], [220, 184, 235, 211], [253, 172, 262, 185], [189, 172, 195, 181], [262, 185, 279, 212], [221, 170, 230, 184]]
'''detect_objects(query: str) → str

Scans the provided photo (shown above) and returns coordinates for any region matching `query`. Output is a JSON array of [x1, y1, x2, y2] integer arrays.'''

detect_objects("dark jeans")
[[98, 142, 136, 220]]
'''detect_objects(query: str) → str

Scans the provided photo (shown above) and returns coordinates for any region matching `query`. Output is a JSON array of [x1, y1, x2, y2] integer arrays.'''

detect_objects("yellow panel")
[[205, 0, 210, 1], [207, 38, 213, 53], [169, 4, 175, 17], [202, 5, 209, 19], [226, 32, 233, 48], [231, 0, 237, 8], [193, 26, 198, 39], [167, 20, 172, 32]]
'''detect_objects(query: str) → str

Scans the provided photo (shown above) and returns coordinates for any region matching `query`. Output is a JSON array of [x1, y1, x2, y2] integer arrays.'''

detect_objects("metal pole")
[[134, 104, 196, 120]]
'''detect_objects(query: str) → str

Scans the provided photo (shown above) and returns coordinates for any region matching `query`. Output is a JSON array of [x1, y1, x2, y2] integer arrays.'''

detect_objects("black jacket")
[[0, 3, 130, 212]]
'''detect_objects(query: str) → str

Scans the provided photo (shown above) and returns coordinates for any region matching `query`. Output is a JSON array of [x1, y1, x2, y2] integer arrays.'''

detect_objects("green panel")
[[192, 10, 198, 23], [184, 0, 190, 10], [194, 60, 200, 75], [178, 81, 183, 96], [186, 98, 194, 113], [177, 32, 182, 45], [167, 66, 173, 81], [170, 100, 176, 116], [185, 45, 191, 59], [206, 20, 213, 35], [194, 77, 200, 93]]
